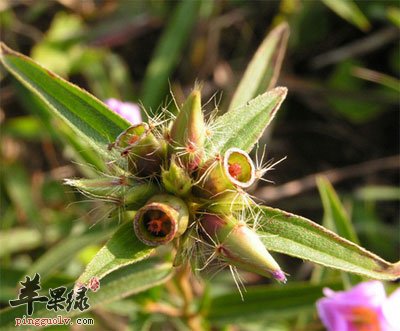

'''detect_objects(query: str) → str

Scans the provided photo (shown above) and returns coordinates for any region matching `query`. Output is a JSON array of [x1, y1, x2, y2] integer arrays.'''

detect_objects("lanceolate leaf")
[[0, 259, 172, 331], [208, 281, 342, 324], [256, 206, 400, 281], [0, 228, 42, 258], [228, 22, 289, 111], [25, 227, 113, 280], [0, 43, 130, 158], [316, 176, 362, 285], [140, 1, 200, 111], [87, 259, 172, 309], [322, 0, 370, 32], [205, 87, 287, 156], [12, 79, 106, 175], [317, 176, 359, 244], [75, 219, 155, 287]]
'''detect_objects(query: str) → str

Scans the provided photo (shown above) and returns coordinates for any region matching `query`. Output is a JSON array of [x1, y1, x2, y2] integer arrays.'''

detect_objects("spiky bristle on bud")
[[200, 214, 286, 283], [204, 191, 255, 213], [133, 194, 189, 246]]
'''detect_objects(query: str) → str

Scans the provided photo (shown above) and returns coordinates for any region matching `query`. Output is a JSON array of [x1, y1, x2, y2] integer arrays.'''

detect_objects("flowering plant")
[[0, 18, 399, 330]]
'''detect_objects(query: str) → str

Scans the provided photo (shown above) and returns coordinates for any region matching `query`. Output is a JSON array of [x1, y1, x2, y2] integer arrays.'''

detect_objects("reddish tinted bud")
[[201, 214, 286, 283], [196, 148, 256, 198], [133, 195, 189, 246], [110, 123, 163, 176], [170, 88, 206, 170]]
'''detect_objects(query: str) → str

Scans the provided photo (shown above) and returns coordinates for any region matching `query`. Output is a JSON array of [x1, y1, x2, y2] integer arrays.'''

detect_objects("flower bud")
[[65, 177, 160, 209], [196, 148, 256, 197], [201, 214, 286, 283], [109, 123, 162, 176], [133, 194, 189, 246], [64, 177, 131, 202], [123, 183, 160, 209], [169, 88, 206, 171], [204, 191, 255, 214], [161, 155, 193, 197], [109, 123, 147, 150]]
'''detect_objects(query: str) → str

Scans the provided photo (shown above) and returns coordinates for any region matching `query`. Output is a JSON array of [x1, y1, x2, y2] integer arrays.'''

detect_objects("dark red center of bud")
[[128, 134, 140, 145], [228, 163, 242, 179], [144, 211, 171, 237], [147, 218, 163, 234]]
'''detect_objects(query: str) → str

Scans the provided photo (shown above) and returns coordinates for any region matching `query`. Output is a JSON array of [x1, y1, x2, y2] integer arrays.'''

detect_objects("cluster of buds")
[[79, 88, 286, 283]]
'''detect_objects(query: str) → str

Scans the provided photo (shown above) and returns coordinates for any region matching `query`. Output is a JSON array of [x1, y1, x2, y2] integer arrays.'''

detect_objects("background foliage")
[[1, 1, 399, 330]]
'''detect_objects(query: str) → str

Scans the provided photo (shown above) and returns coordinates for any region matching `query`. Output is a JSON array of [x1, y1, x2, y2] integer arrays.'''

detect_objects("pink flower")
[[105, 98, 142, 125], [317, 281, 400, 331]]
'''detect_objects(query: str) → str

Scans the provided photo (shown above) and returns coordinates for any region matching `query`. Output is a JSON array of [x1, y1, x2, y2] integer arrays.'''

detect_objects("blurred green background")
[[1, 1, 399, 330]]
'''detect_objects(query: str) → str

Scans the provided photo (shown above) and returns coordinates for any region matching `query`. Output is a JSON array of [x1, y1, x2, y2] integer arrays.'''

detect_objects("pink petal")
[[382, 287, 400, 331], [105, 98, 142, 125]]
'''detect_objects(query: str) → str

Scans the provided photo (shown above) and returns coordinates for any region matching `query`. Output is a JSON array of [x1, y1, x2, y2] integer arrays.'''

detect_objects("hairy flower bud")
[[196, 148, 256, 197], [169, 88, 206, 170], [133, 194, 189, 246], [161, 155, 193, 197], [109, 123, 162, 176], [201, 214, 286, 283], [110, 123, 147, 150], [204, 191, 255, 213], [64, 177, 159, 208]]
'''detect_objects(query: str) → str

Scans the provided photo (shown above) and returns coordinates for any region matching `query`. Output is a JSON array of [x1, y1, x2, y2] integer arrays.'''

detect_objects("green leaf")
[[352, 66, 400, 93], [0, 228, 42, 258], [31, 12, 85, 77], [229, 22, 289, 111], [0, 259, 172, 331], [0, 43, 130, 158], [141, 1, 200, 111], [25, 227, 113, 280], [328, 60, 382, 122], [355, 185, 400, 201], [205, 87, 287, 156], [208, 281, 341, 324], [2, 163, 42, 231], [322, 0, 370, 31], [12, 79, 106, 176], [0, 268, 26, 301], [86, 259, 172, 309], [3, 116, 45, 140], [75, 219, 154, 287], [316, 176, 362, 285], [387, 6, 400, 28], [256, 206, 400, 281], [317, 176, 359, 244]]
